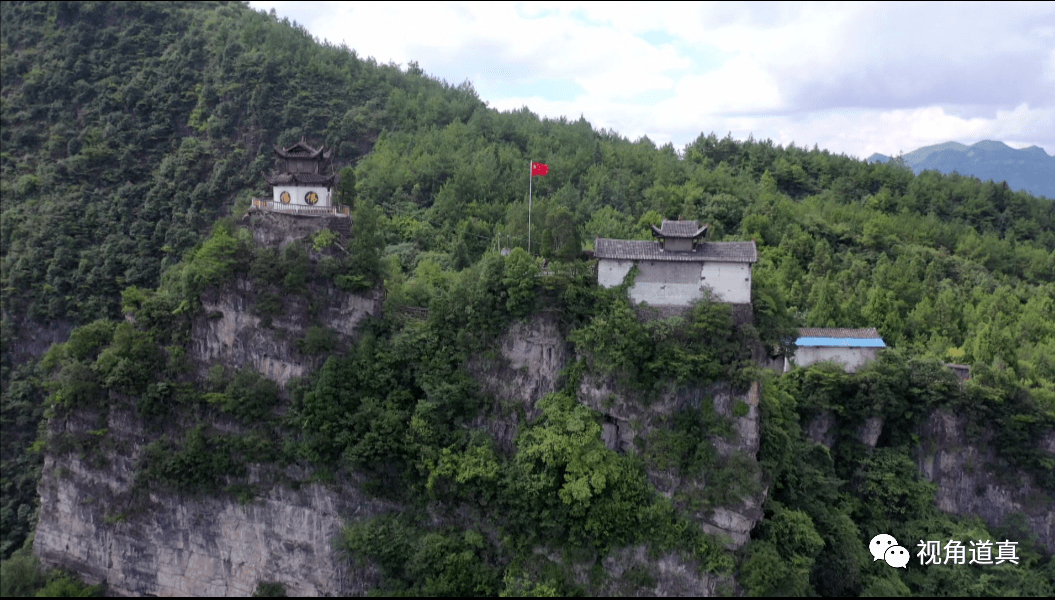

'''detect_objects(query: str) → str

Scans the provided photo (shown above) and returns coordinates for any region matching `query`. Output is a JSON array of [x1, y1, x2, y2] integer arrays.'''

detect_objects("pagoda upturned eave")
[[262, 171, 336, 186], [272, 139, 331, 160], [650, 220, 709, 239]]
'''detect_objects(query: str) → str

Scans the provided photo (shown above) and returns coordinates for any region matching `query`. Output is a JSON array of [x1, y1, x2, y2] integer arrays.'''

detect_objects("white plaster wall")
[[792, 347, 880, 373], [597, 259, 635, 287], [598, 259, 753, 306], [629, 261, 700, 307], [701, 262, 752, 304], [630, 282, 703, 307], [271, 185, 332, 207]]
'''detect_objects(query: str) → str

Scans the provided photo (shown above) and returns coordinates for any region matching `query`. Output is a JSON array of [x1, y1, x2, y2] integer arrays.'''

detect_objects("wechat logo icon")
[[870, 534, 910, 568]]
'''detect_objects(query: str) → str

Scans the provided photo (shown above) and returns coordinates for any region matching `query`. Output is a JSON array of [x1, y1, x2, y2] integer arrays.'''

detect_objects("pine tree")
[[336, 166, 356, 211]]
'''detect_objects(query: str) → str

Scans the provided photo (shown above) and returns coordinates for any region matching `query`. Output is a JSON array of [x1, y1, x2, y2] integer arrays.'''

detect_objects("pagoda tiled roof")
[[650, 220, 709, 239], [594, 238, 757, 263], [273, 139, 331, 160], [263, 172, 336, 186]]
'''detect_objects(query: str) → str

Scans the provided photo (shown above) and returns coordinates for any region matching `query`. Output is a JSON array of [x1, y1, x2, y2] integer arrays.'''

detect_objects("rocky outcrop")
[[190, 210, 381, 387], [600, 546, 725, 596], [245, 210, 350, 249], [917, 410, 1055, 553], [579, 378, 765, 549], [1, 314, 75, 369], [805, 407, 1054, 552], [469, 312, 571, 450], [859, 416, 884, 448], [806, 411, 838, 448], [34, 406, 389, 596], [805, 411, 883, 449], [192, 277, 380, 387], [470, 313, 766, 552], [34, 210, 388, 595]]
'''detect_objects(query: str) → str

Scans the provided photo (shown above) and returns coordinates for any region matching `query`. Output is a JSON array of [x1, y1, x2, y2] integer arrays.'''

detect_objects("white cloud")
[[250, 1, 1055, 156], [665, 54, 783, 116]]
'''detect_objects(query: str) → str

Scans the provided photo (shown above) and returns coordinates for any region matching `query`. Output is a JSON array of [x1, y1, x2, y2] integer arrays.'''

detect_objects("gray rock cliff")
[[192, 277, 380, 387], [806, 407, 1054, 553], [34, 211, 386, 596], [917, 410, 1055, 553], [34, 405, 390, 596], [469, 312, 766, 593], [191, 210, 380, 388]]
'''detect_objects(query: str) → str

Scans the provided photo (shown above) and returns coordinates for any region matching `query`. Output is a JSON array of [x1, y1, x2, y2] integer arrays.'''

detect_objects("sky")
[[249, 1, 1055, 159]]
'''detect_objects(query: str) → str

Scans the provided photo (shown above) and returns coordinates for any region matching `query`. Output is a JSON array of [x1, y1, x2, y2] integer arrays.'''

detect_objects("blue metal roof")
[[796, 337, 886, 348]]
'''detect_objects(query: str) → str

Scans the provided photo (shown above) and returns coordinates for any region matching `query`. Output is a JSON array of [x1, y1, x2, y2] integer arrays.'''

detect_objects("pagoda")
[[595, 220, 757, 307], [260, 137, 338, 213]]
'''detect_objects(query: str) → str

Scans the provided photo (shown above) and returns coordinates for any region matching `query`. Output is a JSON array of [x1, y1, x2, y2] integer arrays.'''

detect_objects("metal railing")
[[251, 198, 350, 217]]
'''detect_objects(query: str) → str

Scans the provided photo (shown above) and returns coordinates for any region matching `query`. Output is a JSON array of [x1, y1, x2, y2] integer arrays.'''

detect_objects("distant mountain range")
[[867, 140, 1054, 199]]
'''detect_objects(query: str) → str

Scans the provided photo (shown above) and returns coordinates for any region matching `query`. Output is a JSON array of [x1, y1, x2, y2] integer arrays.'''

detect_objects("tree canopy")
[[1, 1, 1053, 596]]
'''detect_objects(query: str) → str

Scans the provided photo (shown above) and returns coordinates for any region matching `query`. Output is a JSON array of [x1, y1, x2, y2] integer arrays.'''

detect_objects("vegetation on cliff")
[[2, 0, 1054, 595]]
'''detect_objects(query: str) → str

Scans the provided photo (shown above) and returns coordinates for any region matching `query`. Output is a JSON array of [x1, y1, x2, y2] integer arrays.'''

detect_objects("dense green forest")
[[2, 1, 1054, 596]]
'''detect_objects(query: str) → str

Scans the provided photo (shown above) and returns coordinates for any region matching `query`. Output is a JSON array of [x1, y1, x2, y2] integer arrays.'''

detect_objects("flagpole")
[[528, 160, 533, 255]]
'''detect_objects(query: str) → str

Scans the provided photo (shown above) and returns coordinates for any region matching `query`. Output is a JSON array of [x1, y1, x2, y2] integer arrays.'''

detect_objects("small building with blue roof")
[[784, 327, 886, 373]]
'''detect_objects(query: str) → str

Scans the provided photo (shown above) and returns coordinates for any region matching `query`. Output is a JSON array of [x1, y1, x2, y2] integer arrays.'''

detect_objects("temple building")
[[256, 137, 345, 215], [594, 220, 757, 308], [784, 328, 886, 373]]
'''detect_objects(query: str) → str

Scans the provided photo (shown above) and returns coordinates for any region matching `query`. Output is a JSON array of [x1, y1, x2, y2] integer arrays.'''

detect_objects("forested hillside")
[[2, 1, 1054, 596]]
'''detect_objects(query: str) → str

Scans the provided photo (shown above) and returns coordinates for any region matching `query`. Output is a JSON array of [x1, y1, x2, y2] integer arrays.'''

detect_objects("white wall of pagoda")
[[270, 185, 332, 208]]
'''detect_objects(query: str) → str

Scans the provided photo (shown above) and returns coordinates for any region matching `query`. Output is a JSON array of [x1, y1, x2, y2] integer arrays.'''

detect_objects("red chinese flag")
[[531, 162, 549, 176]]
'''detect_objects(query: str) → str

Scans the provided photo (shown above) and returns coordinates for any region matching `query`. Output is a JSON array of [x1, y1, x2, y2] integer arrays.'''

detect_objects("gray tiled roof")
[[652, 220, 708, 238], [274, 141, 327, 159], [263, 172, 336, 185], [797, 327, 882, 339], [594, 238, 757, 262]]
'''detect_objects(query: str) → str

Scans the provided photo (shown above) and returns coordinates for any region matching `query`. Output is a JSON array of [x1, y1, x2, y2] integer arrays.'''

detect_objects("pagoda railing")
[[251, 198, 350, 217]]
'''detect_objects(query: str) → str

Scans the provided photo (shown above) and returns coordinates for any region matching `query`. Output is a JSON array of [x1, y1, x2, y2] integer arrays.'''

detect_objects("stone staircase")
[[330, 217, 352, 238]]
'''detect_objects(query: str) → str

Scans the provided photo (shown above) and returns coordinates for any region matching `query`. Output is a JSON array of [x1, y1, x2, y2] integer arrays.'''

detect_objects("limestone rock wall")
[[1, 313, 74, 369], [578, 378, 765, 549], [469, 312, 570, 450], [805, 407, 1054, 553], [245, 210, 350, 249], [191, 277, 380, 387], [597, 546, 725, 596], [190, 210, 380, 387], [34, 210, 387, 595], [34, 407, 388, 596], [918, 410, 1055, 553], [470, 313, 766, 552]]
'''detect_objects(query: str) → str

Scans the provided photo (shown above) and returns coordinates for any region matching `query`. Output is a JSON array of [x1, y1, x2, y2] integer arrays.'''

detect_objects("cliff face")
[[244, 209, 350, 248], [549, 545, 727, 596], [1, 314, 74, 371], [469, 313, 570, 450], [34, 406, 388, 596], [192, 277, 380, 387], [191, 211, 380, 387], [35, 286, 1053, 596], [36, 306, 758, 596], [34, 211, 388, 596], [918, 410, 1055, 553], [471, 312, 766, 592], [578, 378, 764, 550], [807, 407, 1055, 553]]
